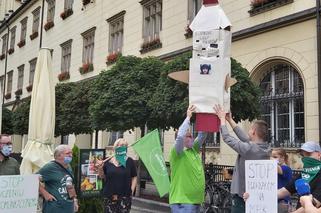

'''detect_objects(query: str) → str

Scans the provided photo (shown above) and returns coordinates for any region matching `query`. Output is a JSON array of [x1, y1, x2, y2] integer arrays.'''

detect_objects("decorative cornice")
[[106, 10, 126, 23]]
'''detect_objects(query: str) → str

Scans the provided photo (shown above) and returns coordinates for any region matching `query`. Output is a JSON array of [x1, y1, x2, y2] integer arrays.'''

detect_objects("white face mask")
[[1, 144, 13, 156]]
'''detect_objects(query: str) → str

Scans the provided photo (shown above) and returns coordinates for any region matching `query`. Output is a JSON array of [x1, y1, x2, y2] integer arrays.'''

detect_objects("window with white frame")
[[259, 62, 304, 148], [20, 17, 28, 41], [29, 58, 37, 85], [64, 0, 73, 10], [60, 39, 72, 72], [187, 0, 202, 25], [108, 131, 124, 146], [7, 71, 13, 94], [9, 27, 16, 50], [81, 27, 96, 64], [32, 7, 41, 33], [47, 0, 55, 22], [2, 34, 8, 55], [17, 65, 24, 89], [141, 0, 162, 41], [107, 11, 125, 54]]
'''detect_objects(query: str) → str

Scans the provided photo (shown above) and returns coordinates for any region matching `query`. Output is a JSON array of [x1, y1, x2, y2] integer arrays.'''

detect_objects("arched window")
[[259, 62, 304, 147]]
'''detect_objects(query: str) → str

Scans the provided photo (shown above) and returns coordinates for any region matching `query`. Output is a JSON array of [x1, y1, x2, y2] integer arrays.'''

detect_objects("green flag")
[[132, 129, 170, 197]]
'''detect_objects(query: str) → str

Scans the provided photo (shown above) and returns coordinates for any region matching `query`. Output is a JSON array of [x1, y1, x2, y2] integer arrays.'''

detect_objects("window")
[[187, 0, 202, 24], [20, 17, 28, 41], [64, 0, 73, 10], [62, 135, 69, 144], [32, 7, 41, 33], [108, 131, 124, 146], [0, 75, 4, 93], [2, 34, 8, 55], [259, 62, 304, 148], [7, 71, 13, 94], [81, 27, 96, 64], [141, 0, 162, 41], [29, 58, 37, 85], [9, 27, 16, 51], [60, 39, 72, 72], [47, 0, 55, 22], [107, 11, 125, 54], [17, 65, 24, 89]]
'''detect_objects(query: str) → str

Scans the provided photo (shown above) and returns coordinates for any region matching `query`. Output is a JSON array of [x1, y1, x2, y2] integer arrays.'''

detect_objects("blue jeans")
[[170, 204, 200, 213]]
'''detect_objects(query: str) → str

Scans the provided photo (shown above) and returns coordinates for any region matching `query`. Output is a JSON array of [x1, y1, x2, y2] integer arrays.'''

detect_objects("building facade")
[[0, 0, 318, 168]]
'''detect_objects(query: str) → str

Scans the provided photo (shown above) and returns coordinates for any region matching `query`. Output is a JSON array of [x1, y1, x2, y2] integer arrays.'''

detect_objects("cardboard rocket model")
[[168, 0, 237, 132]]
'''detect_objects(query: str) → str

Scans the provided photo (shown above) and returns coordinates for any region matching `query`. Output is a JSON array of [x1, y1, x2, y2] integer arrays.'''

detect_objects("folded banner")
[[132, 129, 170, 197]]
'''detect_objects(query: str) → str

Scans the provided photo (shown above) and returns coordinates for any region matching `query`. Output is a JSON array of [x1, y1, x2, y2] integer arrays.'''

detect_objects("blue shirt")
[[278, 165, 292, 203]]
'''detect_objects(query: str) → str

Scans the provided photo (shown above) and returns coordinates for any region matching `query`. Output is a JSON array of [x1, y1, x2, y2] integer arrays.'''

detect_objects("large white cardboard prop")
[[188, 1, 232, 113]]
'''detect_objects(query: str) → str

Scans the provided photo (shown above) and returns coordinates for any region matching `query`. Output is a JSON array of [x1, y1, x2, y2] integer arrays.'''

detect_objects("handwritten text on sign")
[[245, 160, 277, 213], [0, 175, 39, 213]]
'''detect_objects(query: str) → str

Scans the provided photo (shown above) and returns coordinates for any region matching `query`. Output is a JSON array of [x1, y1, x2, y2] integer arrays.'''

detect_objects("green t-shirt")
[[169, 142, 205, 204], [38, 161, 74, 213], [0, 157, 20, 175]]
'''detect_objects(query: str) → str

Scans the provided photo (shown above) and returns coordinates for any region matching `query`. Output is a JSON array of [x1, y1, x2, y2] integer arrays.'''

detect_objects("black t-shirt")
[[285, 170, 321, 208], [102, 157, 137, 197]]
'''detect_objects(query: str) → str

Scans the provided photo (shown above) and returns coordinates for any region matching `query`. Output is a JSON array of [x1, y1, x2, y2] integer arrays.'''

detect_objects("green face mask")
[[115, 146, 127, 167], [302, 157, 321, 182]]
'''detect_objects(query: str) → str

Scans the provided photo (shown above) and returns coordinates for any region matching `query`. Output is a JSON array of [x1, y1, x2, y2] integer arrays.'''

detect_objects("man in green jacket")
[[169, 105, 207, 213]]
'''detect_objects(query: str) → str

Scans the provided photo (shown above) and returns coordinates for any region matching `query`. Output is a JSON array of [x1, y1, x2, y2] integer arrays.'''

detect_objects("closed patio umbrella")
[[20, 48, 55, 174]]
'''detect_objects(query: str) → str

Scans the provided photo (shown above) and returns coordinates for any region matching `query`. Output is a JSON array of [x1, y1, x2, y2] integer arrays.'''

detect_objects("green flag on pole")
[[132, 129, 170, 197]]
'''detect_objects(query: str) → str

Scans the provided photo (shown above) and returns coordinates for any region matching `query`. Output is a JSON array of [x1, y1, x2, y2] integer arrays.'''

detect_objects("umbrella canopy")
[[20, 48, 55, 174]]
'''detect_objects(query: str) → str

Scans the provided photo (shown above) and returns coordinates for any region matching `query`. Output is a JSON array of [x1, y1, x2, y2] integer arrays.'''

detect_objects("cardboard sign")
[[245, 160, 278, 213], [0, 175, 39, 213]]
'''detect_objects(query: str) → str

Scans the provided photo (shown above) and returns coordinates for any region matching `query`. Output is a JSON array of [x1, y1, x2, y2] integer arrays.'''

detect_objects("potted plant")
[[60, 8, 73, 20], [8, 48, 14, 55], [58, 71, 70, 81], [44, 21, 55, 31], [30, 31, 39, 40], [83, 0, 91, 6], [0, 54, 5, 60], [79, 63, 94, 74], [4, 93, 11, 100], [15, 88, 22, 96], [26, 84, 33, 92], [106, 52, 121, 65], [140, 37, 162, 53], [17, 40, 26, 48]]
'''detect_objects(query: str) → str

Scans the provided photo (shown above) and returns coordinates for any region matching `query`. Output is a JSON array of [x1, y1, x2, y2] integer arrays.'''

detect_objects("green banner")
[[132, 129, 170, 197]]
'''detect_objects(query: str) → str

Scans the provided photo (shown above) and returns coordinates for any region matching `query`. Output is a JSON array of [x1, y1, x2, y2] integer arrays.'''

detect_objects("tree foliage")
[[230, 58, 261, 122], [2, 107, 13, 134], [147, 52, 191, 130], [59, 80, 94, 135], [90, 56, 163, 132], [12, 98, 30, 135]]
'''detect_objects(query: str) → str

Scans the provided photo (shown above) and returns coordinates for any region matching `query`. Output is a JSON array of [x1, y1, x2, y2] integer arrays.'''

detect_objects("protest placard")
[[245, 160, 277, 213], [0, 175, 39, 213]]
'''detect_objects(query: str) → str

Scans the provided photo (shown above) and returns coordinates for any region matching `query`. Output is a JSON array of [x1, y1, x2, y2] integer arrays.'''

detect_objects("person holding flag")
[[169, 105, 207, 213], [96, 138, 137, 213]]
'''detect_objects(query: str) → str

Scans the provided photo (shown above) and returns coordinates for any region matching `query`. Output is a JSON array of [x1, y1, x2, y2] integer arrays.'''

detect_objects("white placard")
[[189, 58, 230, 113], [0, 175, 39, 213], [245, 160, 278, 213]]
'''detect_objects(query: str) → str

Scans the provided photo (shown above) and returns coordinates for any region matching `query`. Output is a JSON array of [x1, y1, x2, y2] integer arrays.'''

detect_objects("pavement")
[[131, 197, 170, 213]]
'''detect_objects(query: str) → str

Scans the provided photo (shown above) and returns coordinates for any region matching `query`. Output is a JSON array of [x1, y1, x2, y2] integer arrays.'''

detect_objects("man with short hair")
[[169, 105, 207, 213], [214, 105, 270, 213], [38, 145, 78, 213], [0, 134, 20, 175], [278, 141, 321, 213]]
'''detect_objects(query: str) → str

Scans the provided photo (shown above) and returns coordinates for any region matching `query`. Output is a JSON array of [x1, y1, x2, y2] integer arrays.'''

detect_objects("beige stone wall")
[[0, 0, 318, 166]]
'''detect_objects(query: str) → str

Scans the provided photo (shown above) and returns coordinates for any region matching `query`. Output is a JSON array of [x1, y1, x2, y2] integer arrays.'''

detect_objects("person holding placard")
[[38, 145, 78, 213], [300, 195, 321, 212], [214, 105, 270, 213], [169, 105, 207, 213], [278, 141, 321, 212], [0, 134, 20, 175]]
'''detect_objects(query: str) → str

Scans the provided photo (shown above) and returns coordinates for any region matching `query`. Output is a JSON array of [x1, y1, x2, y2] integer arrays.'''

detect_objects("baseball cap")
[[300, 141, 321, 153]]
